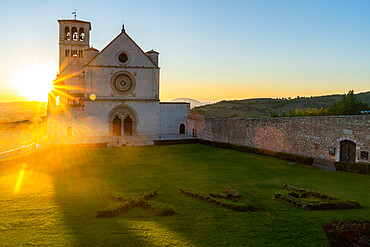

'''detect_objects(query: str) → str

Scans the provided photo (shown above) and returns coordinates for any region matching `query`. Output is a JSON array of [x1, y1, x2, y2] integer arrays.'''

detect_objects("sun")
[[15, 63, 56, 102]]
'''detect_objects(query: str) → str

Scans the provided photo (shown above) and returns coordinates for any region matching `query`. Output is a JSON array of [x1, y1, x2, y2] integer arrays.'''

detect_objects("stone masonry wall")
[[186, 115, 370, 163]]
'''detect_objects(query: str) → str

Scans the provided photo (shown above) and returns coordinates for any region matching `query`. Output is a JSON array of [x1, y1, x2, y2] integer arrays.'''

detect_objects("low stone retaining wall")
[[186, 115, 370, 164]]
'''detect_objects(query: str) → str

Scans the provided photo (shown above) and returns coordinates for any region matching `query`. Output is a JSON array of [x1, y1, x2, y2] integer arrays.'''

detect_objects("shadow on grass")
[[0, 146, 200, 246]]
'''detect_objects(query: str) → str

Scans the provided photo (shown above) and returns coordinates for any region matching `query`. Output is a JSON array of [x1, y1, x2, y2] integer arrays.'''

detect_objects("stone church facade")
[[48, 19, 189, 145]]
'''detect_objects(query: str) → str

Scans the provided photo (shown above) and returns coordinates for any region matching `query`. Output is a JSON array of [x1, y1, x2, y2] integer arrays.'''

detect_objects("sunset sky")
[[0, 0, 369, 102]]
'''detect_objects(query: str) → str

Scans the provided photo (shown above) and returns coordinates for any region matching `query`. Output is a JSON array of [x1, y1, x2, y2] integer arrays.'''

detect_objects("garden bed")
[[274, 185, 360, 210], [97, 190, 176, 218], [180, 187, 259, 212]]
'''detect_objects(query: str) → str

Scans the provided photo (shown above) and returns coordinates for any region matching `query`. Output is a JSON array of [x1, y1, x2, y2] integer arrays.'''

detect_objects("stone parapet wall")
[[186, 115, 370, 163]]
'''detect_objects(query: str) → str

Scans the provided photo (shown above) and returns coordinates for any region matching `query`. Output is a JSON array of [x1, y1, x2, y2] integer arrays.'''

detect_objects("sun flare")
[[15, 63, 56, 102]]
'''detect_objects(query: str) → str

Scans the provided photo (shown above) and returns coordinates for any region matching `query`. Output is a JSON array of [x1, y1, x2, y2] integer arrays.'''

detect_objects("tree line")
[[270, 90, 369, 117]]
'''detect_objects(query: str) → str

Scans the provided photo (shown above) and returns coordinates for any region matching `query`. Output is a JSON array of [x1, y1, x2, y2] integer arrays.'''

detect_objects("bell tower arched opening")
[[64, 27, 70, 40], [79, 27, 85, 41]]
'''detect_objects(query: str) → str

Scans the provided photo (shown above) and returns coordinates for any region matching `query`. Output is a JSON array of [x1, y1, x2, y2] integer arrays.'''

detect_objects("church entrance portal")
[[108, 105, 138, 136], [113, 116, 121, 136], [124, 116, 132, 135], [340, 140, 356, 163]]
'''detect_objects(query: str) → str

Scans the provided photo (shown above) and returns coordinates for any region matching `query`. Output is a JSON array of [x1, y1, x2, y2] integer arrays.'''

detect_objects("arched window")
[[113, 116, 121, 136], [124, 116, 133, 136], [79, 27, 85, 41], [55, 96, 60, 106], [179, 124, 185, 134], [64, 27, 70, 40], [71, 27, 78, 41], [67, 126, 72, 136]]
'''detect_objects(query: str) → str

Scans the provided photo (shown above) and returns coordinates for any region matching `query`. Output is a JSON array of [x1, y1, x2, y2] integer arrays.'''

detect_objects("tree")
[[327, 90, 369, 115]]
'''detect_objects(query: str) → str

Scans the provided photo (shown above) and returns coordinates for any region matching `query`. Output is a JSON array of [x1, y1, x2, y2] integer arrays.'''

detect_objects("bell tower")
[[58, 19, 91, 94]]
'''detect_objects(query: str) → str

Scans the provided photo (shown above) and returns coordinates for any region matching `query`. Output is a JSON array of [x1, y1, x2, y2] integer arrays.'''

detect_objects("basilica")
[[47, 19, 189, 145]]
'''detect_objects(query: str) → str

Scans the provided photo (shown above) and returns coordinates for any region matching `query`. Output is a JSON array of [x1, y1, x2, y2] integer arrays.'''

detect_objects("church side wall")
[[47, 106, 85, 144], [160, 103, 190, 135], [186, 115, 370, 163]]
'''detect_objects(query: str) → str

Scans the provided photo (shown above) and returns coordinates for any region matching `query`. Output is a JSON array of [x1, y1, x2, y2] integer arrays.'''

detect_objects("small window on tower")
[[56, 96, 60, 106], [65, 49, 70, 57], [72, 50, 78, 57]]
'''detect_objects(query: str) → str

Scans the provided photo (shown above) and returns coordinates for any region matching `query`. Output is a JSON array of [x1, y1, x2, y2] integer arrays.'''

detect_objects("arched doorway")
[[179, 124, 185, 134], [108, 104, 138, 136], [113, 116, 122, 136], [124, 116, 132, 135], [340, 140, 356, 162]]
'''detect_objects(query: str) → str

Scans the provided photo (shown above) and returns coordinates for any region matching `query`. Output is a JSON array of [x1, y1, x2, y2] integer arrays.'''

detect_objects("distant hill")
[[170, 98, 212, 108], [192, 91, 370, 119], [0, 101, 47, 122]]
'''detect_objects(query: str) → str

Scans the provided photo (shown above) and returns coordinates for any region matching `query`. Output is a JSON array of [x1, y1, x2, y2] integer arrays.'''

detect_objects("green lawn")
[[0, 144, 369, 246]]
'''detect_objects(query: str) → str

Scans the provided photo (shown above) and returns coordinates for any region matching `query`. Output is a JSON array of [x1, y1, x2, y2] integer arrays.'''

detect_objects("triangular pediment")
[[87, 31, 158, 68]]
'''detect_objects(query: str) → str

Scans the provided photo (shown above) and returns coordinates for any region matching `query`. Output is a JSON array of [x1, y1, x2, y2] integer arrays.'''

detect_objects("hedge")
[[154, 139, 199, 145], [335, 162, 369, 175], [198, 139, 314, 165]]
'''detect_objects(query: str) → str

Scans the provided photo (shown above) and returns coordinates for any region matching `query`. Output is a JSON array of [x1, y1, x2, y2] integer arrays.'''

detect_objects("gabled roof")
[[86, 30, 159, 68]]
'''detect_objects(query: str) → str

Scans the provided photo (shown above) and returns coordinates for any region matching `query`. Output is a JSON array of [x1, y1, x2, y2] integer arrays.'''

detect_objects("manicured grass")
[[0, 144, 369, 246]]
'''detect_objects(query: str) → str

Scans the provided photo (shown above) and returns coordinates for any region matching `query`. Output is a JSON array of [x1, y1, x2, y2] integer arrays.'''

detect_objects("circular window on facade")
[[117, 51, 129, 65], [110, 71, 135, 95]]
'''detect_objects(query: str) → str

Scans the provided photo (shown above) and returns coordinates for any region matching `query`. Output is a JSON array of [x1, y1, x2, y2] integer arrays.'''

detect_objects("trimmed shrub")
[[108, 190, 157, 202], [97, 190, 175, 218], [335, 162, 369, 175], [97, 199, 142, 218], [144, 201, 176, 216], [198, 140, 314, 165], [323, 219, 370, 246], [209, 187, 243, 202], [154, 139, 199, 145], [180, 189, 258, 212], [274, 152, 314, 165], [274, 185, 360, 210], [283, 184, 336, 200]]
